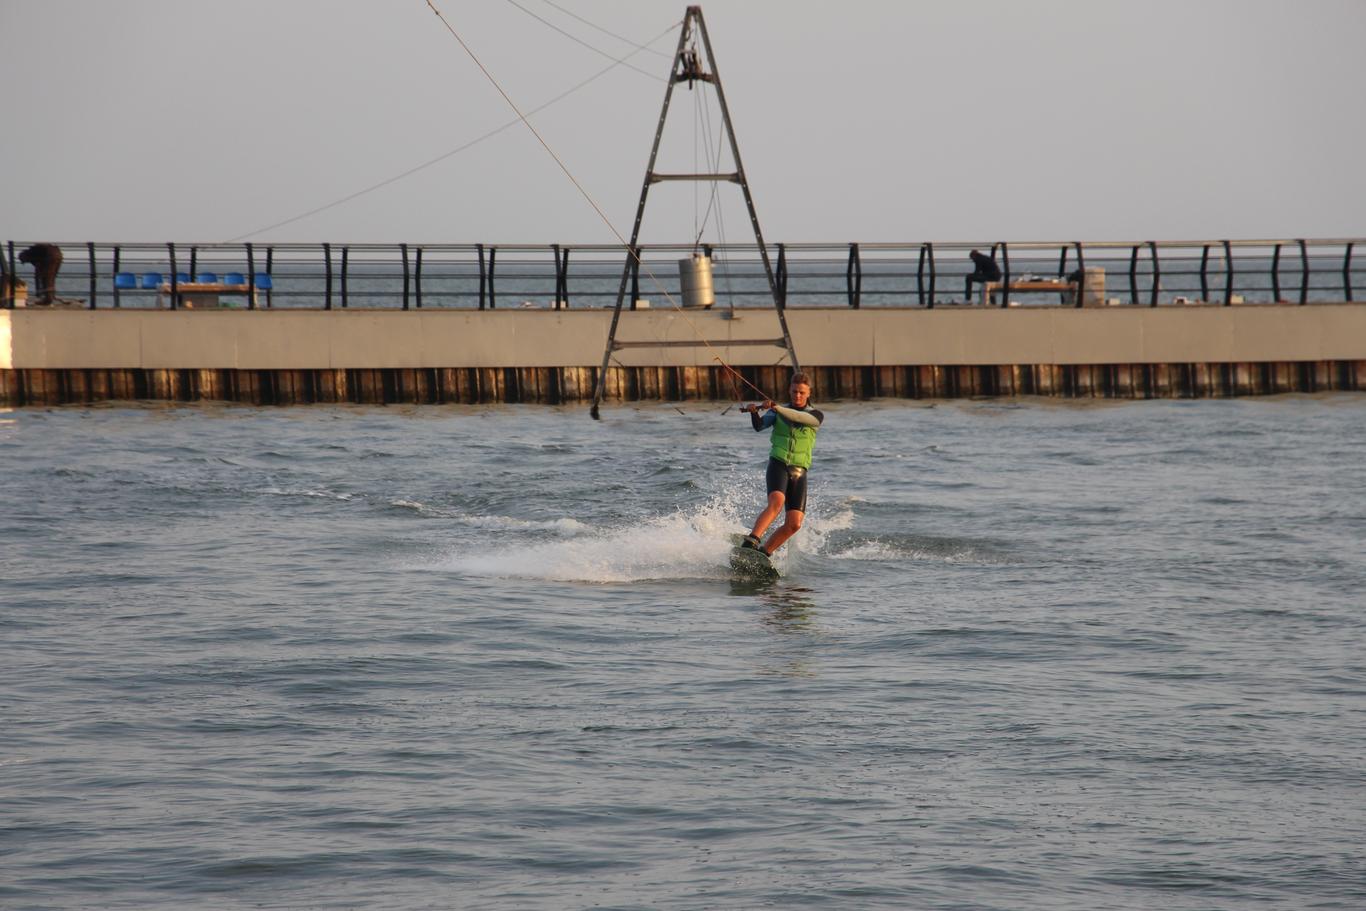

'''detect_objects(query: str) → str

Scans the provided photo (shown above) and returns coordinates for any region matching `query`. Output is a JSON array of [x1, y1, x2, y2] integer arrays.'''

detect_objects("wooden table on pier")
[[981, 278, 1078, 306], [158, 282, 255, 309]]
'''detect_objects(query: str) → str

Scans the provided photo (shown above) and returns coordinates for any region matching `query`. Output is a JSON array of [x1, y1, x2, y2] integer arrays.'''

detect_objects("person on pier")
[[740, 372, 825, 557], [19, 243, 64, 306], [964, 248, 1002, 304]]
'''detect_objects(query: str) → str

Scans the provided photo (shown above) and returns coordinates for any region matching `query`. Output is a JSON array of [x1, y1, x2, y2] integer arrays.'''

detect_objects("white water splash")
[[429, 489, 873, 584], [798, 497, 856, 556], [438, 497, 749, 583]]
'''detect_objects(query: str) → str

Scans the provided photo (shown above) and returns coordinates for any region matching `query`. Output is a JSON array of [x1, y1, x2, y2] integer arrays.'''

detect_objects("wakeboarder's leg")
[[761, 508, 804, 556], [748, 491, 785, 547]]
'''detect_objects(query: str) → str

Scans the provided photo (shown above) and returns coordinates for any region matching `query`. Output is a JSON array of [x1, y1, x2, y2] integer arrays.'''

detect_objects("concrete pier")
[[3, 304, 1364, 405]]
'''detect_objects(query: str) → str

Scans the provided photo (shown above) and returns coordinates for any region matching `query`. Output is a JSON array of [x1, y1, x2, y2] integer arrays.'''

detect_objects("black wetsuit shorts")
[[765, 457, 809, 513]]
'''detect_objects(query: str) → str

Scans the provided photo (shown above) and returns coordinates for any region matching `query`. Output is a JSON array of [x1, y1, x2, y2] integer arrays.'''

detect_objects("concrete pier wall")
[[3, 305, 1365, 405]]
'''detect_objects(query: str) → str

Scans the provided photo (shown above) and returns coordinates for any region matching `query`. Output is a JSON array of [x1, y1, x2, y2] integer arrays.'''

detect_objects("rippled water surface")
[[2, 397, 1364, 910]]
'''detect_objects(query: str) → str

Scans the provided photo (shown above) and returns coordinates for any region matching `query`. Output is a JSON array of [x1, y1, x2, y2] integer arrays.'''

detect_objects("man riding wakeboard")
[[740, 371, 824, 557]]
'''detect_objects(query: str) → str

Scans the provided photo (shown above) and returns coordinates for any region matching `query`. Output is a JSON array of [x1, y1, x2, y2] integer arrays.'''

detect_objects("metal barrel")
[[678, 254, 715, 309]]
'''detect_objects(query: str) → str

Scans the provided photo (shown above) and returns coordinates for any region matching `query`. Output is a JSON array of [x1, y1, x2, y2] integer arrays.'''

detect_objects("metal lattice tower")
[[589, 5, 798, 419]]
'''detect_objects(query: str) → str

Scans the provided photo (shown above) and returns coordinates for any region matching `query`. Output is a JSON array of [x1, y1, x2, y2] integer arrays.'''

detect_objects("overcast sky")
[[3, 0, 1363, 246]]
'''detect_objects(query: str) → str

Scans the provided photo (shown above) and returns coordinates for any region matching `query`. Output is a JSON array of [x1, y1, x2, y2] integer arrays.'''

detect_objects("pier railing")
[[2, 238, 1360, 310]]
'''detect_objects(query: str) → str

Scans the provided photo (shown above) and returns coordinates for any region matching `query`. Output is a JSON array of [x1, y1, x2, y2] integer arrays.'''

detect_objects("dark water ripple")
[[2, 398, 1364, 909]]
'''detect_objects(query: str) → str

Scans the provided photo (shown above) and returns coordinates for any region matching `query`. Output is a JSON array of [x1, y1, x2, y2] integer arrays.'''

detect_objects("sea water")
[[2, 398, 1363, 910]]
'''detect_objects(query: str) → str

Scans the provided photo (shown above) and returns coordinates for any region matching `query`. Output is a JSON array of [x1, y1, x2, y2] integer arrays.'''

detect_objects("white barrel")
[[678, 254, 715, 309], [1079, 266, 1106, 307]]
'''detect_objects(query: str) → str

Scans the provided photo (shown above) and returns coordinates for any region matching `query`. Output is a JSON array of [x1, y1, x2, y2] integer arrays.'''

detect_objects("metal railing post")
[[1074, 242, 1086, 308], [998, 242, 1010, 307], [915, 244, 926, 308], [415, 246, 424, 309], [562, 245, 571, 308], [168, 242, 179, 310], [324, 243, 333, 310], [1149, 241, 1159, 307], [846, 242, 861, 308], [245, 242, 257, 310], [1200, 244, 1211, 302], [487, 246, 497, 309], [341, 246, 349, 309], [1298, 238, 1309, 305], [1344, 241, 1355, 303], [553, 243, 567, 308], [1272, 242, 1283, 302], [477, 243, 486, 310], [1128, 244, 1139, 305], [87, 242, 97, 308], [112, 245, 122, 308], [400, 243, 410, 311], [926, 242, 937, 308]]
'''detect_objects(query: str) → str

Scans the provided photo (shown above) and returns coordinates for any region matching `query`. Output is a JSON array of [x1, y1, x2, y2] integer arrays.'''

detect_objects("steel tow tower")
[[589, 5, 799, 419]]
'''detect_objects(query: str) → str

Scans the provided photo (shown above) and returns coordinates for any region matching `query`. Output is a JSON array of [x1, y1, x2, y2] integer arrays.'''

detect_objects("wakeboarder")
[[739, 371, 824, 557]]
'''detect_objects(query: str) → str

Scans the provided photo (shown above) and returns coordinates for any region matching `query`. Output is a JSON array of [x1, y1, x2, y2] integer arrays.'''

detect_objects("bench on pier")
[[981, 278, 1078, 306], [157, 281, 256, 309]]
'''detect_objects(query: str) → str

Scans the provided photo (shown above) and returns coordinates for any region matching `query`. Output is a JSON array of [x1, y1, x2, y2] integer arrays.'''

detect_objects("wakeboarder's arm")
[[772, 404, 823, 428], [744, 401, 777, 431]]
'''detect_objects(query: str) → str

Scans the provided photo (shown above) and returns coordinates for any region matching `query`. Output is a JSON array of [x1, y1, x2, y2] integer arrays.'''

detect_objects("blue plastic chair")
[[223, 271, 245, 286], [175, 272, 191, 285], [114, 272, 137, 290], [195, 272, 218, 284], [140, 272, 163, 290], [252, 273, 274, 290]]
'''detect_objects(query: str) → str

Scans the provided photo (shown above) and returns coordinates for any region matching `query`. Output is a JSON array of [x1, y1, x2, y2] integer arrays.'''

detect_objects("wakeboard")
[[728, 533, 779, 580]]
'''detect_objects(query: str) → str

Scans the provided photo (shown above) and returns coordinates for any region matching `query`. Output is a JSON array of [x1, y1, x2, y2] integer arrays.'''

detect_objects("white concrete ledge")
[[4, 305, 1365, 370]]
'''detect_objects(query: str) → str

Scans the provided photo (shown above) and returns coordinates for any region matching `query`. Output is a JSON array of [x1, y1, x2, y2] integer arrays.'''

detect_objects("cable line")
[[695, 80, 737, 314], [502, 0, 668, 81], [691, 71, 727, 253], [224, 21, 678, 242], [535, 0, 673, 58]]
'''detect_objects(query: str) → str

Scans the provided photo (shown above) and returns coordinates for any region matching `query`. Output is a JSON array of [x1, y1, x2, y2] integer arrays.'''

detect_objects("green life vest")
[[769, 411, 817, 469]]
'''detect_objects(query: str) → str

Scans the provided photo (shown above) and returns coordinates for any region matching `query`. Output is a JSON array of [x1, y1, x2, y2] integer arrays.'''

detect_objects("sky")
[[3, 0, 1364, 247]]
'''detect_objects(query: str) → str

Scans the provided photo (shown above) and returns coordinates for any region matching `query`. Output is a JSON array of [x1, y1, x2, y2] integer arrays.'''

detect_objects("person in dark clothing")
[[964, 248, 1002, 303], [19, 243, 64, 305]]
